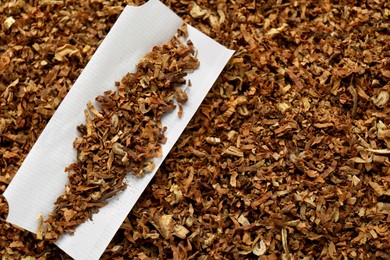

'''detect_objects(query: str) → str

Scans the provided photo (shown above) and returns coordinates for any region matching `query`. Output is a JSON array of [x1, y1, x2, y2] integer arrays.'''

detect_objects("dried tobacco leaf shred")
[[43, 28, 199, 241]]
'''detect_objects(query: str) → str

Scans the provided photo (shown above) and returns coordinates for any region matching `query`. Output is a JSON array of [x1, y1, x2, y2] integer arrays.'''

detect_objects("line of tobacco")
[[40, 26, 199, 241]]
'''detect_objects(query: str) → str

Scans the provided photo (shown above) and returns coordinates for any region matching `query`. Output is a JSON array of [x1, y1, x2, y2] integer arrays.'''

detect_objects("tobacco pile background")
[[1, 0, 389, 259]]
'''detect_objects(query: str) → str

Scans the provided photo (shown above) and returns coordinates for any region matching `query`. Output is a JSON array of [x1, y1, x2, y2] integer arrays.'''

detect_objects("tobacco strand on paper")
[[42, 26, 199, 241]]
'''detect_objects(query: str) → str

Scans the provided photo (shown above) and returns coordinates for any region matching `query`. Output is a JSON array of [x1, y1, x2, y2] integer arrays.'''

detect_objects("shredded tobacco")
[[42, 28, 199, 241], [1, 0, 390, 259]]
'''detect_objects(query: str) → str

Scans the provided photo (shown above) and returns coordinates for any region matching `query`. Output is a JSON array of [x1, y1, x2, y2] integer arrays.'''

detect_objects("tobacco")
[[1, 0, 390, 259], [42, 27, 199, 241]]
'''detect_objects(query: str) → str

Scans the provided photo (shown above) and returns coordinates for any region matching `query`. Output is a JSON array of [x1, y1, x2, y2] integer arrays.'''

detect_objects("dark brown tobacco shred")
[[1, 0, 390, 259], [42, 30, 199, 241]]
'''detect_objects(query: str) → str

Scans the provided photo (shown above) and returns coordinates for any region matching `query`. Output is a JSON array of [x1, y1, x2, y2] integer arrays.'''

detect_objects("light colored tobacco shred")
[[1, 0, 390, 259]]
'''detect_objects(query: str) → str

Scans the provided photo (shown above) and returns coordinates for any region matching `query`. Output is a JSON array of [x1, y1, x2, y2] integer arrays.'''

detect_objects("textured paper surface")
[[3, 0, 234, 259]]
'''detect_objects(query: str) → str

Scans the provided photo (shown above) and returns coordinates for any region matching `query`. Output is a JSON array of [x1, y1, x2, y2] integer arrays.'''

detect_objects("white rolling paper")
[[3, 0, 234, 259]]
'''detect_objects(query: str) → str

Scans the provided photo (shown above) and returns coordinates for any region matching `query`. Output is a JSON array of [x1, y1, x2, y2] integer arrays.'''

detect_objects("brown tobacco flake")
[[223, 146, 244, 157], [42, 27, 199, 241], [348, 85, 358, 118], [175, 87, 189, 118]]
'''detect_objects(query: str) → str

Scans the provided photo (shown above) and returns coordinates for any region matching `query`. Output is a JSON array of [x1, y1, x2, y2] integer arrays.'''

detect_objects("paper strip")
[[3, 0, 234, 259]]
